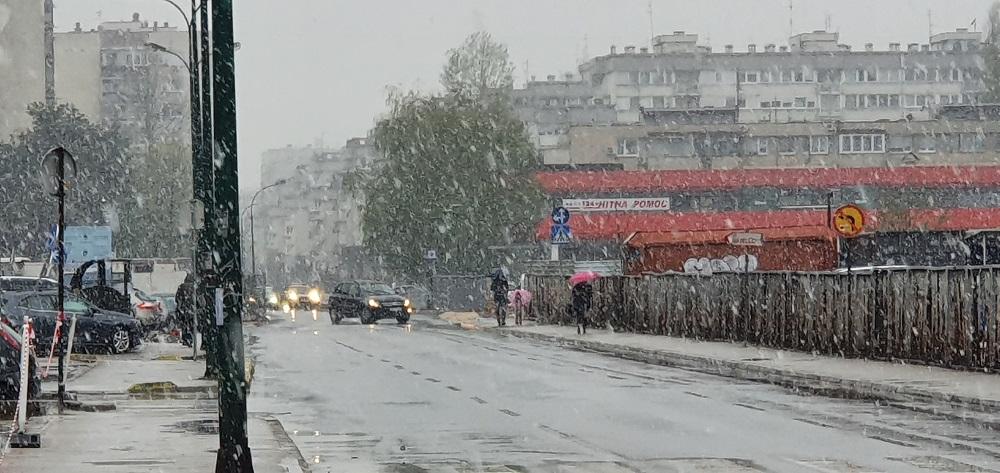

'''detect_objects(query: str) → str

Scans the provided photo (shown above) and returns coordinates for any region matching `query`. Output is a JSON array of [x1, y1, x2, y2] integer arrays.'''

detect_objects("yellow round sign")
[[832, 204, 865, 238]]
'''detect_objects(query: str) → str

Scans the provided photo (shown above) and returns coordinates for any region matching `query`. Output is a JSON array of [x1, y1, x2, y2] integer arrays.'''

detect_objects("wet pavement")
[[248, 311, 1000, 473]]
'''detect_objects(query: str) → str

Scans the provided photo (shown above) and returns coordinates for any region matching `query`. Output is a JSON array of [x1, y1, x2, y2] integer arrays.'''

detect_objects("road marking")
[[684, 391, 709, 399], [470, 397, 487, 404], [425, 377, 440, 383], [498, 409, 520, 417], [446, 386, 461, 392]]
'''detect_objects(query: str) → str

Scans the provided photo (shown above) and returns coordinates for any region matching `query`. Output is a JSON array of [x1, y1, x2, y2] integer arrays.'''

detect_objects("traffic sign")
[[551, 207, 571, 225], [63, 226, 113, 266], [551, 224, 572, 245], [727, 232, 764, 247], [832, 204, 865, 238]]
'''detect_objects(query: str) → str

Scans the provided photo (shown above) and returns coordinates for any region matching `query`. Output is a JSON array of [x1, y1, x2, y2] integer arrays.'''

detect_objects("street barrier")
[[5, 317, 41, 452], [526, 267, 1000, 371]]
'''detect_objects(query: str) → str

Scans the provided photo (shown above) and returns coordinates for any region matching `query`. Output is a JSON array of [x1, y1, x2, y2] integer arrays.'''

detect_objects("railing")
[[526, 268, 1000, 371]]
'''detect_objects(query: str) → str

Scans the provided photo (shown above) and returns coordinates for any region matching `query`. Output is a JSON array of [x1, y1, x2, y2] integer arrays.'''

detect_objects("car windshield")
[[360, 283, 395, 295], [7, 2, 1000, 471]]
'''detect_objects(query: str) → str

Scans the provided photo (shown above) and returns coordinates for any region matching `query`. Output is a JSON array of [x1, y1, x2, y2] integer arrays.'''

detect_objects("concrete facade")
[[0, 1, 45, 138], [255, 139, 377, 285]]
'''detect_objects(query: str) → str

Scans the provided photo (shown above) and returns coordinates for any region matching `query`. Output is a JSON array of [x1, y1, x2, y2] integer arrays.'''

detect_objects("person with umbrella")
[[569, 271, 599, 334]]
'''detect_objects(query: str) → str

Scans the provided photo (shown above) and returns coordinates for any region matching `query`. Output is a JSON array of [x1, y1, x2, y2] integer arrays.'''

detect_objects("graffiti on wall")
[[682, 254, 758, 275]]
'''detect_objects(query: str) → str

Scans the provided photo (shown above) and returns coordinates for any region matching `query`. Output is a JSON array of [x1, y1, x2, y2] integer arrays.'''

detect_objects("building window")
[[715, 71, 722, 82], [639, 71, 651, 84], [810, 136, 830, 154], [285, 226, 294, 236], [905, 68, 928, 81], [738, 71, 759, 83], [652, 96, 666, 108], [817, 69, 841, 83], [777, 137, 796, 155], [617, 138, 639, 157], [651, 71, 664, 84], [756, 137, 769, 155], [629, 96, 640, 110], [760, 70, 772, 83], [960, 132, 985, 152], [780, 70, 793, 82], [854, 69, 876, 82], [793, 97, 807, 108], [760, 101, 771, 108], [844, 95, 859, 109], [840, 133, 886, 153]]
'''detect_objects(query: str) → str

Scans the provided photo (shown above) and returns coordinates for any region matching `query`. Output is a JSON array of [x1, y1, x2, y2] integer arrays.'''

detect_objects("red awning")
[[534, 207, 1000, 241], [625, 226, 837, 248], [537, 166, 1000, 194]]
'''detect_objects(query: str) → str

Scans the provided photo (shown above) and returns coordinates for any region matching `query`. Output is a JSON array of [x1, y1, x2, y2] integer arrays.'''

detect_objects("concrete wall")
[[0, 1, 44, 138]]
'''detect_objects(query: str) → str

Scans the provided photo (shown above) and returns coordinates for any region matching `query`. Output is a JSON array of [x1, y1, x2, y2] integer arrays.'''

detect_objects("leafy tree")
[[441, 32, 515, 99], [363, 91, 544, 276], [0, 103, 130, 257], [115, 143, 192, 258], [983, 2, 1000, 102]]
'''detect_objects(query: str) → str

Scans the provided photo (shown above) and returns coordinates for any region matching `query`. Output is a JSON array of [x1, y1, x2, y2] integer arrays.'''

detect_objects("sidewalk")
[[504, 324, 1000, 416], [3, 342, 306, 472]]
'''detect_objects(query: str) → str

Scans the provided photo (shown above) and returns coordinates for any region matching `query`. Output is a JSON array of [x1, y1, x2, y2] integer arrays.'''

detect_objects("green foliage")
[[441, 32, 515, 99], [0, 102, 130, 256], [363, 91, 544, 276], [983, 2, 1000, 103], [115, 143, 193, 258]]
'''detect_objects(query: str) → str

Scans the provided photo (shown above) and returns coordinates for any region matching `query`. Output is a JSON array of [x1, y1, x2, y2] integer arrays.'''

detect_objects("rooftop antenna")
[[928, 9, 933, 38], [788, 0, 794, 37], [581, 34, 590, 64], [824, 13, 832, 31]]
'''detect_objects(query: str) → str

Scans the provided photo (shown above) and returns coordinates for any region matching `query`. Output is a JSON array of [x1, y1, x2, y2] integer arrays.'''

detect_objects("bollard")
[[11, 317, 40, 448], [41, 317, 62, 379], [63, 315, 77, 374]]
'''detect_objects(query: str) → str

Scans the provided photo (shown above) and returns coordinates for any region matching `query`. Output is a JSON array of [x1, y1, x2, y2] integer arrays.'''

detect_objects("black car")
[[0, 276, 60, 292], [328, 280, 414, 325], [2, 291, 143, 354]]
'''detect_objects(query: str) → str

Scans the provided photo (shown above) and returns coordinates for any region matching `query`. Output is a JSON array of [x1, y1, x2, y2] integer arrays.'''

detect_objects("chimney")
[[153, 21, 159, 29], [908, 43, 920, 52], [530, 75, 536, 82], [765, 44, 776, 52], [610, 45, 617, 55], [779, 45, 788, 52], [639, 46, 649, 54], [132, 12, 140, 22], [547, 75, 556, 82], [889, 42, 900, 52], [864, 43, 874, 52], [163, 21, 169, 28], [563, 72, 574, 81], [624, 45, 636, 54], [921, 44, 930, 52], [74, 22, 82, 32], [724, 44, 734, 53], [748, 43, 757, 53]]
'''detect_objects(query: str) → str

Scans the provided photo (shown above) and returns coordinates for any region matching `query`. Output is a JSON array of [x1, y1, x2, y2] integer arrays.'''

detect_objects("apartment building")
[[255, 139, 377, 283], [0, 0, 45, 138], [513, 28, 987, 168]]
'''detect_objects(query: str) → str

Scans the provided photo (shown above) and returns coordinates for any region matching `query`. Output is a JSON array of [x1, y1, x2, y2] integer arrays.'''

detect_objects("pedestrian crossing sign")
[[551, 223, 572, 245]]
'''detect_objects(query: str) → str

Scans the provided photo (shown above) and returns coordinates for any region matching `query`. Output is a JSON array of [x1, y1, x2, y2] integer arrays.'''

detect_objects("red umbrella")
[[569, 271, 600, 287]]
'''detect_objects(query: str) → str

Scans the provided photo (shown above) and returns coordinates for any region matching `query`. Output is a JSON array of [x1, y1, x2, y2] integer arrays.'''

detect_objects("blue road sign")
[[551, 223, 572, 245], [64, 226, 113, 266], [552, 206, 571, 225]]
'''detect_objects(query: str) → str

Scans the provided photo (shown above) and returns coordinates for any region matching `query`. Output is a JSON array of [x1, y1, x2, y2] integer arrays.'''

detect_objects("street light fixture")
[[249, 178, 289, 289], [145, 41, 191, 72]]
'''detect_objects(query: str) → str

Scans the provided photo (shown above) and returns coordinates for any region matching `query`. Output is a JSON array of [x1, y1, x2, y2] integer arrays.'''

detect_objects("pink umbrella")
[[510, 289, 532, 309], [569, 271, 600, 287]]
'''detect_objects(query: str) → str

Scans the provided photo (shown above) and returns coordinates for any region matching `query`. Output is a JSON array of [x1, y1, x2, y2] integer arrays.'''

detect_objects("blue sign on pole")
[[63, 226, 113, 267], [550, 223, 572, 245], [551, 206, 571, 225]]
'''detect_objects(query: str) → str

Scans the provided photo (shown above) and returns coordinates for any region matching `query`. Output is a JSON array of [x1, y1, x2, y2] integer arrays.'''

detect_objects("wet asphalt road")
[[247, 311, 1000, 473]]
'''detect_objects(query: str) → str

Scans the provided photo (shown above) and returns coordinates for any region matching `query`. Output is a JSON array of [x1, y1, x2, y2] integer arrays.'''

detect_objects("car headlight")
[[403, 298, 411, 307], [367, 299, 380, 308], [287, 289, 298, 300], [308, 289, 321, 303], [268, 294, 278, 304]]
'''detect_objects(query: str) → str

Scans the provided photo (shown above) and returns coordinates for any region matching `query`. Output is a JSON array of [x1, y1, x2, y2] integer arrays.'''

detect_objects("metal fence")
[[525, 268, 1000, 371]]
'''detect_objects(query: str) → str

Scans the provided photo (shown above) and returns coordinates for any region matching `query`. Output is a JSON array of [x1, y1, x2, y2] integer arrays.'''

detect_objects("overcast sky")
[[55, 0, 994, 191]]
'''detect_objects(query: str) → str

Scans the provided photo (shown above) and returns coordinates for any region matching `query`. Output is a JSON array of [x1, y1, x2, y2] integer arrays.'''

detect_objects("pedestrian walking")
[[510, 287, 532, 326], [489, 268, 510, 327], [568, 271, 599, 335], [174, 273, 195, 347]]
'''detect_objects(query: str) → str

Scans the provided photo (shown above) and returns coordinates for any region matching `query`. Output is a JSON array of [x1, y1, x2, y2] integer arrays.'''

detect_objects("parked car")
[[150, 293, 177, 317], [0, 276, 59, 292], [393, 284, 432, 310], [0, 320, 40, 402], [328, 280, 413, 325], [3, 291, 143, 354], [131, 288, 166, 329]]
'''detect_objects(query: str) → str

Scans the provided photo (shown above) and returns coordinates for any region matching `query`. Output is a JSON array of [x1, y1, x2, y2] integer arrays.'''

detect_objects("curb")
[[261, 415, 310, 473], [506, 329, 1000, 414]]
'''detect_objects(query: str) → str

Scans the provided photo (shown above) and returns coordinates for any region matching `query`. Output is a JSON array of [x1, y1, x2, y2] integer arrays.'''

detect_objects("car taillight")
[[138, 302, 158, 310], [0, 330, 19, 351]]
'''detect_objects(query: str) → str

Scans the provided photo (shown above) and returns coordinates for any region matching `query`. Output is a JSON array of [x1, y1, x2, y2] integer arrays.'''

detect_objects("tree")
[[363, 91, 544, 276], [0, 103, 130, 257], [983, 2, 1000, 102], [441, 32, 515, 99], [115, 143, 192, 258]]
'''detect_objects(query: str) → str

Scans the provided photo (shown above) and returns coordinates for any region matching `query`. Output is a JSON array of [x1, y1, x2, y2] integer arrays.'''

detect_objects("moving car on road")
[[2, 291, 144, 354], [328, 280, 413, 325], [281, 283, 324, 311]]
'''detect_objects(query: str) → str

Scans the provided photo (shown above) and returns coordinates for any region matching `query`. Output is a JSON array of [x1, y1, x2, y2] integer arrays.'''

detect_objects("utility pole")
[[43, 0, 55, 105], [212, 0, 254, 471], [197, 0, 219, 379]]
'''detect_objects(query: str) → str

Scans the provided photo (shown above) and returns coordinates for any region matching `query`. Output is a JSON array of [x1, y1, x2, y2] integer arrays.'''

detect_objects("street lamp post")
[[249, 179, 288, 289]]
